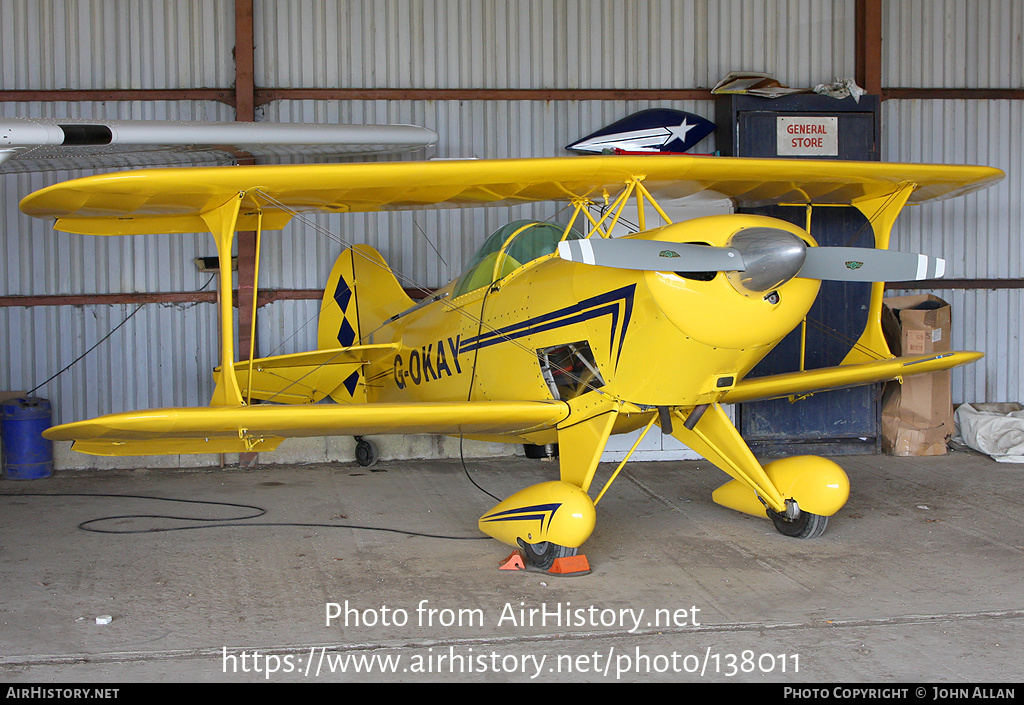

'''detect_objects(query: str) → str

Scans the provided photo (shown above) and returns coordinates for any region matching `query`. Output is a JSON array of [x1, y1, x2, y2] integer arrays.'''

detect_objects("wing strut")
[[244, 209, 264, 406], [667, 404, 788, 513], [201, 193, 246, 407], [570, 176, 675, 239], [843, 183, 916, 365]]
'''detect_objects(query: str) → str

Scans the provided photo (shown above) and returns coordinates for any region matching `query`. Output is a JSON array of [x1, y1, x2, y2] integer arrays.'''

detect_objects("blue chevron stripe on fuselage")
[[459, 285, 635, 366]]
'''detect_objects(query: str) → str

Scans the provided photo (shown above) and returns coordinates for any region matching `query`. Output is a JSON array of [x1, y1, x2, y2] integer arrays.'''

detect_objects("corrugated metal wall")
[[1, 0, 1021, 438], [255, 0, 856, 90], [879, 0, 1024, 404], [1, 302, 220, 423], [883, 0, 1024, 88], [0, 0, 234, 89], [882, 98, 1024, 403], [1, 100, 235, 426]]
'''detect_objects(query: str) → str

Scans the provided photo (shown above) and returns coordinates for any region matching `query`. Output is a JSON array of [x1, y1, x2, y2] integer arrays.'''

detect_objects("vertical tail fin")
[[318, 245, 414, 402]]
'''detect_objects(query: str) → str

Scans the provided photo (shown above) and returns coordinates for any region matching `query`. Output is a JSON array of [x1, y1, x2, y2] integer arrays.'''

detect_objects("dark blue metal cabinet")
[[715, 94, 882, 456]]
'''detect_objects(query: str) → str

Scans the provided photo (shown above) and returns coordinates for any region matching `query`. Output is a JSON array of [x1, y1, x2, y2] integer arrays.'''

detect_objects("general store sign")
[[777, 116, 838, 156]]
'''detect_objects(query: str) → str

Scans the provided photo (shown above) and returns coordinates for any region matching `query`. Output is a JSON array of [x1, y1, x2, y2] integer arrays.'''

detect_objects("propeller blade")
[[557, 238, 744, 272], [799, 247, 946, 282]]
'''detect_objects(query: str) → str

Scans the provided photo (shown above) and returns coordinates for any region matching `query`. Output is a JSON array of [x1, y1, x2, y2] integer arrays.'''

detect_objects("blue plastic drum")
[[1, 397, 54, 480]]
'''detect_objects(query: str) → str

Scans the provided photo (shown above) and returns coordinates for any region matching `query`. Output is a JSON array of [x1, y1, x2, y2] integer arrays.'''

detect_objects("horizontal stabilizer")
[[227, 344, 398, 404], [44, 400, 571, 457], [720, 351, 983, 404], [241, 344, 398, 370]]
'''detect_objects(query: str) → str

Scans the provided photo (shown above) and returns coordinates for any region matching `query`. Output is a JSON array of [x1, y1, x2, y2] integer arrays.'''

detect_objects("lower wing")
[[720, 351, 982, 404], [43, 400, 570, 457]]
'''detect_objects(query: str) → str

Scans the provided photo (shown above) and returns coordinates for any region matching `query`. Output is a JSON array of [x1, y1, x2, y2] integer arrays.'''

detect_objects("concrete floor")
[[1, 446, 1022, 683]]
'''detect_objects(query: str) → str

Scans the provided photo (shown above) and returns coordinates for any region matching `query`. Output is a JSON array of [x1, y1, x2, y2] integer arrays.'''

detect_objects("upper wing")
[[20, 155, 1004, 235], [720, 351, 983, 405], [0, 118, 438, 173], [42, 400, 570, 457]]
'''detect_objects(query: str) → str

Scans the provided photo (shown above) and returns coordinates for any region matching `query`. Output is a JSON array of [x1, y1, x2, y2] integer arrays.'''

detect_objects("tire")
[[517, 539, 577, 570], [355, 439, 380, 468], [768, 508, 829, 539]]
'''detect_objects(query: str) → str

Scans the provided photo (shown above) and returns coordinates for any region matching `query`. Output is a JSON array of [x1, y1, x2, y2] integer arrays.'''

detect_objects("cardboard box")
[[880, 294, 953, 456]]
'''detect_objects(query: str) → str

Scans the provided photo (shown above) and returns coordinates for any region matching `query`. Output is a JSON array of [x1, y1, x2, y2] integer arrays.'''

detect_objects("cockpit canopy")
[[452, 219, 584, 297]]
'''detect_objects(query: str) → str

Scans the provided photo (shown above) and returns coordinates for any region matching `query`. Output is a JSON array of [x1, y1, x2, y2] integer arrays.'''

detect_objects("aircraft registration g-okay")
[[20, 154, 1003, 573]]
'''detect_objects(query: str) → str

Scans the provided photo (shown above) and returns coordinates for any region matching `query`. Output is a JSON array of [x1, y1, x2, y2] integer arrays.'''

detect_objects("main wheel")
[[517, 539, 578, 570], [768, 508, 829, 539]]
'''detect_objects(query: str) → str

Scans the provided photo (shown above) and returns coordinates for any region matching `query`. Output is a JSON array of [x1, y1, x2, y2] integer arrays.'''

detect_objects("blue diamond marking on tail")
[[342, 371, 360, 396], [334, 276, 352, 313], [337, 317, 356, 347]]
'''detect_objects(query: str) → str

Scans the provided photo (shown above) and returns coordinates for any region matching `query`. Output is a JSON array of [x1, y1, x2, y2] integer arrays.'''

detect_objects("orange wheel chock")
[[549, 554, 591, 575], [499, 551, 526, 570], [497, 550, 591, 576]]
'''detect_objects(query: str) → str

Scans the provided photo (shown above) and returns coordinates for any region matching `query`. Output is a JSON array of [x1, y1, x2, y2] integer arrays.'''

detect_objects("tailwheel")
[[354, 436, 380, 468], [767, 507, 829, 539], [517, 538, 578, 570]]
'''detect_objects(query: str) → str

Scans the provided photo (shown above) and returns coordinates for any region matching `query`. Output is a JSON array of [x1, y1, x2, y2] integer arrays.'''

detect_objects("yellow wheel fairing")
[[712, 455, 851, 519], [478, 481, 597, 549], [761, 456, 850, 516]]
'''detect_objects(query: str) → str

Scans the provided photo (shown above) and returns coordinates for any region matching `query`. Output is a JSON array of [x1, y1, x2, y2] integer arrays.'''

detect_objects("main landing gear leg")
[[665, 404, 848, 538], [481, 411, 618, 576]]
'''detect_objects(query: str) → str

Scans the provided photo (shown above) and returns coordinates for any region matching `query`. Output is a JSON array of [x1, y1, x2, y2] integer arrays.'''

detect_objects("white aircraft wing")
[[0, 118, 438, 173]]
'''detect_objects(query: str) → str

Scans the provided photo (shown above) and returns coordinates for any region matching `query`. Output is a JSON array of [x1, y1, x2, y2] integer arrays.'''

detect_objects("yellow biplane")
[[20, 155, 1003, 572]]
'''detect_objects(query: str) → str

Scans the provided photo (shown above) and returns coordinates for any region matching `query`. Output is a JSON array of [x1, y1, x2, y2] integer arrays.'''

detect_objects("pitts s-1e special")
[[20, 154, 1002, 572]]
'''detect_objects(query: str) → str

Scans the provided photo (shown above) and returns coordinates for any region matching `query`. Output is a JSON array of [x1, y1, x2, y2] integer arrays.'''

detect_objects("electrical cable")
[[27, 305, 144, 397], [0, 491, 488, 540], [26, 273, 218, 397], [458, 435, 500, 503]]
